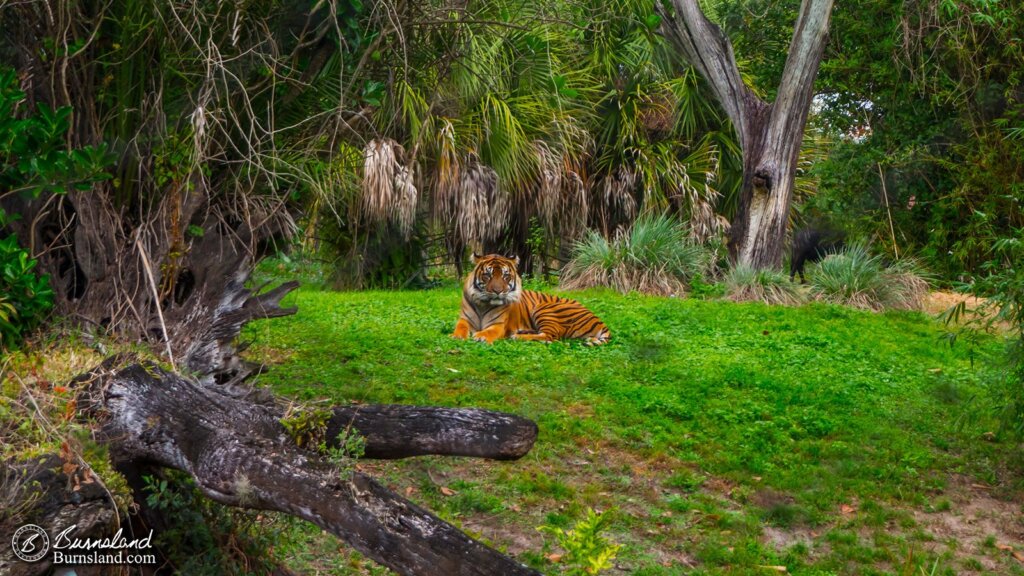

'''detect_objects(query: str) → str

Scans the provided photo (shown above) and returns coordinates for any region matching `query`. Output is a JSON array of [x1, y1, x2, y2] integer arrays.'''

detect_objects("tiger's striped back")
[[515, 290, 610, 344]]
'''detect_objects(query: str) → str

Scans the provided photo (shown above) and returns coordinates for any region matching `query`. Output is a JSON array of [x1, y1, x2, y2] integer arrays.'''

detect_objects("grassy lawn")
[[243, 283, 1023, 575]]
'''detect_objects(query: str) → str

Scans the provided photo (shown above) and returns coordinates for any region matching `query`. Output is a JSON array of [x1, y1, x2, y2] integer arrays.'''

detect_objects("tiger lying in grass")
[[452, 254, 610, 345]]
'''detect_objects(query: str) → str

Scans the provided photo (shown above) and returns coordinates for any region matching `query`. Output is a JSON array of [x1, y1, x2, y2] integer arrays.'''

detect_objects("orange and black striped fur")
[[452, 254, 611, 345]]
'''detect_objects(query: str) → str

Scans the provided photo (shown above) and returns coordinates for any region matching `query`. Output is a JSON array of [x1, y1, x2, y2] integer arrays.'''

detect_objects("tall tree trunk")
[[657, 0, 834, 269]]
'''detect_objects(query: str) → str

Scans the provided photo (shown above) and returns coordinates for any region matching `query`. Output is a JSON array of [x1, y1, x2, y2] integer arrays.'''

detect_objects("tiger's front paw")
[[452, 319, 471, 340], [472, 335, 496, 344]]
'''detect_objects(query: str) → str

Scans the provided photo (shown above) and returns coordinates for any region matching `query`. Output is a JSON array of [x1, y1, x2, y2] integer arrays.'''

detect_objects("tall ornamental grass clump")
[[809, 243, 930, 311], [560, 214, 708, 296], [724, 264, 806, 306]]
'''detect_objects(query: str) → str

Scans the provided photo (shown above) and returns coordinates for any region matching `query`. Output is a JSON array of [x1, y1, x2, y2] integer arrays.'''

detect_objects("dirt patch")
[[462, 514, 544, 556], [751, 487, 796, 509], [912, 474, 1024, 572], [762, 524, 818, 550], [924, 291, 1007, 330]]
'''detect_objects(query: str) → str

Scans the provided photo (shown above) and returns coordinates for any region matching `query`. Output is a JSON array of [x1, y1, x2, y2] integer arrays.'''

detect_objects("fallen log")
[[79, 361, 541, 576], [0, 455, 118, 576], [326, 405, 538, 460]]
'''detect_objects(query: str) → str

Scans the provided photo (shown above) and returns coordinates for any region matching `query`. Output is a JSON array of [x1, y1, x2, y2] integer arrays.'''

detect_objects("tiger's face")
[[466, 254, 521, 307]]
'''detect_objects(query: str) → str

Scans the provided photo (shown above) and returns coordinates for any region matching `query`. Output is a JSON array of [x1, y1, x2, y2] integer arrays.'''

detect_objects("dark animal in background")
[[790, 227, 846, 283]]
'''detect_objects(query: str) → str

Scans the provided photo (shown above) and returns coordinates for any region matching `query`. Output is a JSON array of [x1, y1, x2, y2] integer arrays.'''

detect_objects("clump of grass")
[[560, 214, 708, 296], [809, 243, 930, 311], [724, 264, 806, 306]]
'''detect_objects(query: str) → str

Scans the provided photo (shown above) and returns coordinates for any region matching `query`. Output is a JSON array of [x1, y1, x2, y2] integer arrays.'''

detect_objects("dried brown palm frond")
[[484, 194, 510, 243], [641, 91, 676, 139], [668, 141, 725, 243], [432, 120, 460, 224], [456, 154, 507, 244], [361, 138, 419, 238], [362, 139, 399, 225], [534, 140, 562, 232], [561, 170, 588, 239], [393, 164, 418, 239], [594, 165, 639, 228], [687, 195, 719, 243]]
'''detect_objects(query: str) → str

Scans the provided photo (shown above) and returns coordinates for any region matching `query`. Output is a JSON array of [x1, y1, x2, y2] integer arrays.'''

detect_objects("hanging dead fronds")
[[534, 140, 562, 232], [362, 139, 399, 224], [641, 92, 676, 139], [561, 170, 588, 240], [361, 138, 419, 239], [394, 165, 418, 239], [432, 120, 460, 225], [456, 154, 507, 245], [594, 166, 639, 228], [668, 141, 725, 243], [683, 157, 723, 243]]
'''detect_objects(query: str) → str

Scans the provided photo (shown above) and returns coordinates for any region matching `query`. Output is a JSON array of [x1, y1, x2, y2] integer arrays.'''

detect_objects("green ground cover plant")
[[243, 284, 1023, 575]]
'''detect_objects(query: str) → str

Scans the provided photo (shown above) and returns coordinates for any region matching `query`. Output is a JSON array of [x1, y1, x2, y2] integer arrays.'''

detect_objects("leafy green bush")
[[560, 214, 708, 296], [0, 68, 111, 204], [142, 471, 292, 575], [724, 264, 806, 306], [809, 243, 930, 311], [0, 235, 54, 349], [945, 228, 1024, 437], [0, 67, 110, 347]]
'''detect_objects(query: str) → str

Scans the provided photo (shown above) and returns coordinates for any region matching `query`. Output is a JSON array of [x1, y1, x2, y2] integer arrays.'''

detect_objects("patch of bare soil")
[[912, 474, 1024, 572], [762, 524, 818, 550], [461, 515, 544, 556], [924, 291, 1007, 330]]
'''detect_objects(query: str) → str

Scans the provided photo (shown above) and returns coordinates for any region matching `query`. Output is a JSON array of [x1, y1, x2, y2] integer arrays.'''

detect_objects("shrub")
[[724, 264, 806, 306], [0, 235, 54, 349], [944, 228, 1024, 437], [809, 243, 930, 311], [560, 214, 708, 296], [538, 508, 621, 576], [0, 67, 109, 348]]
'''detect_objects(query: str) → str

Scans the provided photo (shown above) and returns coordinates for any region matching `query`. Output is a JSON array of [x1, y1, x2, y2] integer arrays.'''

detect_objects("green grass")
[[244, 285, 1022, 575]]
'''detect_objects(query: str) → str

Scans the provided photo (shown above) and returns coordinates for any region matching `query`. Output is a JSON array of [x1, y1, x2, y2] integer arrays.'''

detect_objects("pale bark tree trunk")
[[657, 0, 835, 269]]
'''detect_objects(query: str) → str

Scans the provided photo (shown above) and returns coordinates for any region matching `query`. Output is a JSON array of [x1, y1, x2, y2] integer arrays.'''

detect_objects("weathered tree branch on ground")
[[326, 405, 538, 460], [74, 361, 540, 576]]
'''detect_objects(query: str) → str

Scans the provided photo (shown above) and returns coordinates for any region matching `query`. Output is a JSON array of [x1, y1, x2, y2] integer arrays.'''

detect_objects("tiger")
[[452, 254, 611, 345]]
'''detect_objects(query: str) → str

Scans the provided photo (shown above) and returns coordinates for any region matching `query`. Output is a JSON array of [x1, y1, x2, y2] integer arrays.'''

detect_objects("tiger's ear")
[[512, 255, 520, 269], [471, 253, 480, 264]]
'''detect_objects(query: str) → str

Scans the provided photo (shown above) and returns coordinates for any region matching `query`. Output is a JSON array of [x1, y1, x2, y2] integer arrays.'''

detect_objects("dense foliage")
[[0, 236, 53, 349], [815, 0, 1022, 279], [0, 68, 110, 347], [315, 0, 744, 287], [716, 0, 1022, 280]]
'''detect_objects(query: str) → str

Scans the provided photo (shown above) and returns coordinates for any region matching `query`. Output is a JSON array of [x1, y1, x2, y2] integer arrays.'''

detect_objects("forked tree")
[[657, 0, 835, 269]]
